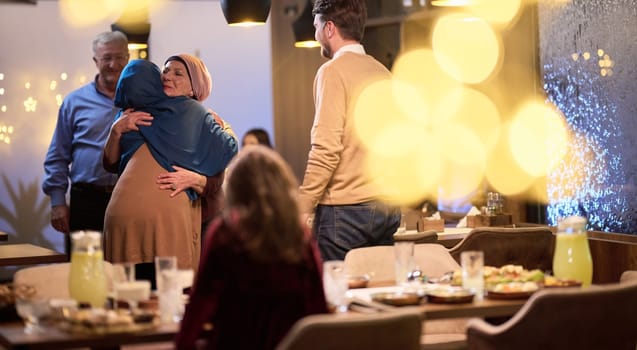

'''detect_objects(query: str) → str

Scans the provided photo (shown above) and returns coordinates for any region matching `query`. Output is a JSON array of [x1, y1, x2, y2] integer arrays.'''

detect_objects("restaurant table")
[[0, 321, 181, 350], [349, 284, 527, 320], [436, 227, 471, 248], [0, 244, 66, 267], [417, 295, 525, 320]]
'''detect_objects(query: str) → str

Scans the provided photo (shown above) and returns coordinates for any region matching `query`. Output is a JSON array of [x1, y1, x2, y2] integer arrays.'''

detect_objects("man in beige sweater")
[[299, 0, 400, 261]]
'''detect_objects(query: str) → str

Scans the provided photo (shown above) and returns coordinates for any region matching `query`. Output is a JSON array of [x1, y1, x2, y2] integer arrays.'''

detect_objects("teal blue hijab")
[[114, 59, 237, 200]]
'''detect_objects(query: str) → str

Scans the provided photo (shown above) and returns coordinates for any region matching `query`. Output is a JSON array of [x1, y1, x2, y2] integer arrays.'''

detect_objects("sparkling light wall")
[[540, 0, 637, 233]]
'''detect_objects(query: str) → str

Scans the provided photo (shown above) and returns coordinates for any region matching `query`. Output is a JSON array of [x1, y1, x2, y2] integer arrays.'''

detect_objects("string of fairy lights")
[[0, 70, 87, 145]]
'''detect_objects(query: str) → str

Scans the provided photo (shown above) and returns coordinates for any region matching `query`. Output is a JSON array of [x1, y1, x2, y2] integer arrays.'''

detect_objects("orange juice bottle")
[[552, 216, 593, 286]]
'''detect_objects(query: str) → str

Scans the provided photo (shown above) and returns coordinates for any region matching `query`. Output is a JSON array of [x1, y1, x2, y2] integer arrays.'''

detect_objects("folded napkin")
[[456, 206, 481, 228]]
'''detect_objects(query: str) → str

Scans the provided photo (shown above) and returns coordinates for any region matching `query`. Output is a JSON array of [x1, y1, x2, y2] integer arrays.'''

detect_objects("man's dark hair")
[[312, 0, 367, 42]]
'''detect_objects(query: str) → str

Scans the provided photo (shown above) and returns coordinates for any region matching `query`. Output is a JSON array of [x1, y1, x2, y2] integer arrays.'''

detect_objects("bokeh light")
[[467, 0, 522, 26], [59, 0, 123, 27], [549, 133, 603, 204], [366, 124, 442, 205], [432, 14, 502, 84], [0, 124, 13, 145], [509, 100, 568, 177], [437, 87, 501, 153], [436, 122, 487, 201], [353, 79, 408, 147], [485, 130, 536, 195], [392, 48, 460, 126]]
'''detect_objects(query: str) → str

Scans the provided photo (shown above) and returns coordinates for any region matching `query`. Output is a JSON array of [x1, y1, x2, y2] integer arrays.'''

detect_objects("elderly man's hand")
[[51, 205, 70, 234]]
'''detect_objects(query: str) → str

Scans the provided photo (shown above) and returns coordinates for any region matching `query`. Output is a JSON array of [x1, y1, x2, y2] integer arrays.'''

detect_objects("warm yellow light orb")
[[436, 123, 486, 201], [59, 0, 123, 27], [548, 133, 599, 203], [437, 87, 501, 152], [366, 125, 441, 205], [485, 128, 535, 195], [392, 48, 460, 126], [353, 79, 409, 147], [509, 101, 569, 177], [468, 0, 522, 26], [432, 14, 502, 84]]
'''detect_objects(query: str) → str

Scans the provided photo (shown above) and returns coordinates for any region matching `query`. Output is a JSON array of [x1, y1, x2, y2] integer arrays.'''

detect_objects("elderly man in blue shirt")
[[42, 31, 129, 256]]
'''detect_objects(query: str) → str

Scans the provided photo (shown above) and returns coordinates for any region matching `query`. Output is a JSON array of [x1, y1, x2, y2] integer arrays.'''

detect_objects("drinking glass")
[[155, 256, 180, 323], [323, 260, 349, 313], [155, 256, 177, 292], [394, 241, 415, 286], [461, 251, 484, 300], [15, 294, 50, 334], [113, 263, 151, 312]]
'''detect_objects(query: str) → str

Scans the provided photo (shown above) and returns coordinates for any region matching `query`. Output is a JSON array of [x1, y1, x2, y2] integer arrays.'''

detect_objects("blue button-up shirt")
[[42, 76, 119, 207]]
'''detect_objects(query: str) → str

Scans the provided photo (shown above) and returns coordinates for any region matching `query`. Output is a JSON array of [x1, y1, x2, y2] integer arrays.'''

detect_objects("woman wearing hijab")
[[103, 56, 237, 281]]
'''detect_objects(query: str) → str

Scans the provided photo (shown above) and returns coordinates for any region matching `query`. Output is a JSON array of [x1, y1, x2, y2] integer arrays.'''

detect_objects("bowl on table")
[[347, 275, 370, 289]]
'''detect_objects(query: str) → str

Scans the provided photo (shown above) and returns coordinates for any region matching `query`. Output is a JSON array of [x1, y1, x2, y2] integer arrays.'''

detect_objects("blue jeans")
[[313, 202, 401, 261]]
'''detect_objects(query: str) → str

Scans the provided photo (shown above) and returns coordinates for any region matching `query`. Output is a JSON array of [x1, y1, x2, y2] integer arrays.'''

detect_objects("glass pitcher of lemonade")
[[69, 231, 108, 307], [552, 216, 593, 286]]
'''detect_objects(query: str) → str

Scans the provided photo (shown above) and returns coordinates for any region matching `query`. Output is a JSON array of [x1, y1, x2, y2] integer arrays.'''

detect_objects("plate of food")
[[58, 308, 159, 335], [426, 287, 474, 304], [451, 264, 545, 289], [486, 281, 540, 300], [370, 292, 425, 306], [543, 276, 582, 288]]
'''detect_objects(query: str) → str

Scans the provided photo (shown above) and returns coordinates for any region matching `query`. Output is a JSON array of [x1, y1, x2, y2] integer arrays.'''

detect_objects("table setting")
[[332, 241, 585, 321]]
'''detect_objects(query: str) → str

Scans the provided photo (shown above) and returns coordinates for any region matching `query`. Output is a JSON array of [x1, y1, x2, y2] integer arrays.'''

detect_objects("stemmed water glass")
[[14, 287, 50, 334]]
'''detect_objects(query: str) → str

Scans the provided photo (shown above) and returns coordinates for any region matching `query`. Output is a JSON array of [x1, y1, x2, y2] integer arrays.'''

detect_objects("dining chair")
[[448, 227, 555, 271], [13, 262, 114, 299], [466, 280, 637, 350], [344, 243, 461, 283], [394, 230, 439, 244], [620, 270, 637, 283], [344, 244, 467, 350], [275, 308, 423, 350]]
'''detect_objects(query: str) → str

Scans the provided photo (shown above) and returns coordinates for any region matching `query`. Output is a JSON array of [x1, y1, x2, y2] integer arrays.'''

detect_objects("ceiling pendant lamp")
[[220, 0, 271, 27], [293, 0, 320, 48]]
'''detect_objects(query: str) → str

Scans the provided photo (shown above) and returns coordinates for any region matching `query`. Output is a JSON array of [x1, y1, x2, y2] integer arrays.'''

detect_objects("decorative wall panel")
[[540, 0, 637, 233]]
